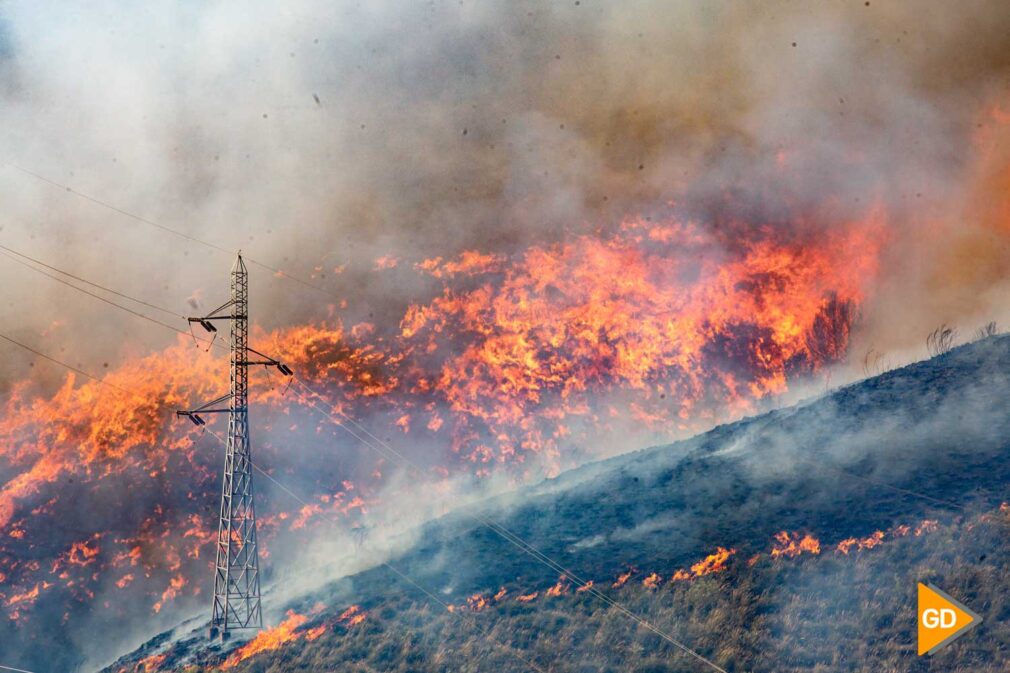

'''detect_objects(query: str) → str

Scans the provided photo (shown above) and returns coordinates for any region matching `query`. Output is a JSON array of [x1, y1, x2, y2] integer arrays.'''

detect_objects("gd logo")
[[917, 583, 981, 656]]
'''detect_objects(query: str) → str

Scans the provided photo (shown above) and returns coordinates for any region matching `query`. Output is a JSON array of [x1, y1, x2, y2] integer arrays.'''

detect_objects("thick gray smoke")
[[0, 0, 1009, 381]]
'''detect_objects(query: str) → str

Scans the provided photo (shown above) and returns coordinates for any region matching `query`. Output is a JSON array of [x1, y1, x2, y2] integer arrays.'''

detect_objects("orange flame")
[[337, 604, 367, 627], [303, 625, 326, 641], [669, 547, 735, 583], [545, 576, 569, 597], [135, 653, 166, 672], [690, 547, 735, 576], [611, 570, 634, 588], [835, 531, 884, 555], [403, 214, 881, 468], [642, 572, 662, 589], [221, 610, 308, 669], [769, 531, 821, 558]]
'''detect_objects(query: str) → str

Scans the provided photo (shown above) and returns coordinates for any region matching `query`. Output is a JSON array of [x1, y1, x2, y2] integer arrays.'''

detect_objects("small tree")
[[926, 324, 957, 357]]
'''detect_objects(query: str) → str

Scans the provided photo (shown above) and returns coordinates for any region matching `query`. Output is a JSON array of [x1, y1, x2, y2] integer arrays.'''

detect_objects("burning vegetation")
[[0, 211, 883, 627], [218, 605, 363, 669]]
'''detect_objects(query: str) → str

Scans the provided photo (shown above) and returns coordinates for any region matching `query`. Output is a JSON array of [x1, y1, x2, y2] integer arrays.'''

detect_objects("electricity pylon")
[[177, 253, 292, 640]]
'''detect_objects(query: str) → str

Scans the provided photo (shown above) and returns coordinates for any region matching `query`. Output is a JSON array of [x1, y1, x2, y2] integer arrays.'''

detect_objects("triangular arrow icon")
[[918, 583, 981, 655]]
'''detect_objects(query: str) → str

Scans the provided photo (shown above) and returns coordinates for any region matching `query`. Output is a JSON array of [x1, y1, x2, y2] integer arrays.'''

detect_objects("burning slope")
[[0, 209, 884, 653]]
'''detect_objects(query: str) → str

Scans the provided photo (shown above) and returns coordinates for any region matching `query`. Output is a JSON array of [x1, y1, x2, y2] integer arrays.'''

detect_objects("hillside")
[[106, 335, 1010, 672]]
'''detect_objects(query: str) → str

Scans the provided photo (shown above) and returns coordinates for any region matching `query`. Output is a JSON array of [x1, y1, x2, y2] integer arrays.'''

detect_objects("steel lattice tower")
[[178, 254, 292, 640]]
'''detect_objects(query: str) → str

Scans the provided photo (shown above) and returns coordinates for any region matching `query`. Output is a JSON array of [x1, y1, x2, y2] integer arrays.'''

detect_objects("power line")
[[0, 243, 182, 318], [5, 233, 997, 670], [3, 162, 344, 302], [0, 664, 38, 673], [0, 247, 222, 352], [1, 250, 188, 336]]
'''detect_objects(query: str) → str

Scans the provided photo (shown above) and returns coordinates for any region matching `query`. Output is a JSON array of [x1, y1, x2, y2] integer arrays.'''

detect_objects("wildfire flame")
[[690, 547, 735, 576], [303, 625, 327, 641], [221, 610, 309, 669], [836, 531, 884, 555], [611, 570, 634, 589], [769, 532, 821, 559], [545, 576, 569, 597], [133, 653, 166, 673], [337, 604, 367, 627]]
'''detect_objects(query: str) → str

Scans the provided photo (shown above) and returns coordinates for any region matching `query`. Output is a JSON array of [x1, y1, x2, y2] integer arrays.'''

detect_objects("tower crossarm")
[[176, 392, 236, 425]]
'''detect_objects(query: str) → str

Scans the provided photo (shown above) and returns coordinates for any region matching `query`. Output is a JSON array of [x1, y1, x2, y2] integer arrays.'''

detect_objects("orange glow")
[[373, 255, 400, 270], [642, 572, 661, 589], [67, 537, 101, 566], [417, 251, 504, 279], [516, 591, 538, 603], [152, 575, 186, 614], [6, 583, 41, 608]]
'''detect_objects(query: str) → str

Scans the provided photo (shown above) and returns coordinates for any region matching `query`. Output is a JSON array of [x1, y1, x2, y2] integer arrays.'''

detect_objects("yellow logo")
[[917, 583, 981, 655]]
